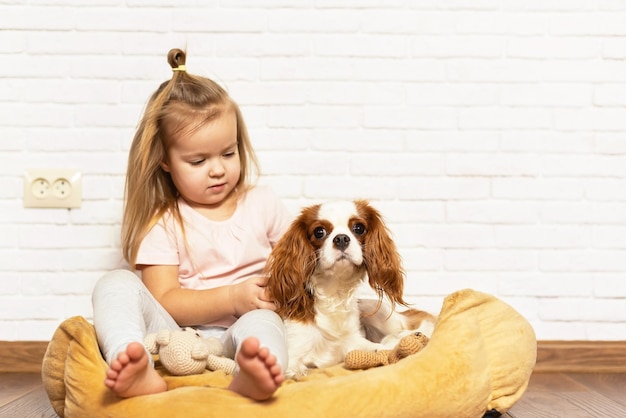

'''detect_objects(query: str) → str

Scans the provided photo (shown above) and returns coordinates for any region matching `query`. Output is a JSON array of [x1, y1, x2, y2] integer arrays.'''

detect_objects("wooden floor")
[[0, 371, 624, 417], [505, 372, 626, 417], [0, 373, 56, 418]]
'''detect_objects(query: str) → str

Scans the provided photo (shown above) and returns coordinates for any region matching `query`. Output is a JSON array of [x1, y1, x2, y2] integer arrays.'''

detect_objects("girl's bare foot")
[[104, 341, 167, 398], [228, 337, 285, 401]]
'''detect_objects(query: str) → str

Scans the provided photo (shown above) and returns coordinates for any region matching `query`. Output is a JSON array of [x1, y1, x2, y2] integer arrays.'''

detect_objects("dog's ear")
[[357, 200, 408, 308], [265, 206, 319, 323]]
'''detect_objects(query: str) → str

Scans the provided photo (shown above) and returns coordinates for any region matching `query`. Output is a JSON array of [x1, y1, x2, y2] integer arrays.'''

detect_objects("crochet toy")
[[144, 327, 236, 376], [344, 332, 429, 370]]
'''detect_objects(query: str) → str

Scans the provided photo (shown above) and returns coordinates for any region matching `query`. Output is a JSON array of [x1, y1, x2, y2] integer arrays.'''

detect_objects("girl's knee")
[[239, 309, 283, 326], [93, 269, 142, 295]]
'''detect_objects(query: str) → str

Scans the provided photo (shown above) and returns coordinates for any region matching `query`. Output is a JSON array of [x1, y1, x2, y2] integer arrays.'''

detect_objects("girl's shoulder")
[[238, 185, 290, 224], [242, 184, 279, 204]]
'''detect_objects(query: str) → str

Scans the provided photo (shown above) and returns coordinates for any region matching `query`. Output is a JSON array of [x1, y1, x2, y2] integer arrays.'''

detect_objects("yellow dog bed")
[[42, 289, 536, 418]]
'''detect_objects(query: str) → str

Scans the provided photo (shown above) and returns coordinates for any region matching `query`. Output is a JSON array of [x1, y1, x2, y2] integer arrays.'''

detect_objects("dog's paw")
[[285, 362, 309, 380]]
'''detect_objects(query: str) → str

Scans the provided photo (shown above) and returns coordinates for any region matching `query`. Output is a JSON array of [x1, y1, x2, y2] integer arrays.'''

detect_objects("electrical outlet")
[[23, 169, 82, 208]]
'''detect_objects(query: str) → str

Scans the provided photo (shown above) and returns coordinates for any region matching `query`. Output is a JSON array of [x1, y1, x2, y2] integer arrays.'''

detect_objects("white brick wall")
[[1, 1, 626, 342]]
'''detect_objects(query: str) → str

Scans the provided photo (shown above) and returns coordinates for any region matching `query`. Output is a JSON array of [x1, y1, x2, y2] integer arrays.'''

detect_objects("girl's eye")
[[223, 151, 236, 158], [190, 159, 205, 166], [352, 223, 365, 236], [313, 227, 327, 240]]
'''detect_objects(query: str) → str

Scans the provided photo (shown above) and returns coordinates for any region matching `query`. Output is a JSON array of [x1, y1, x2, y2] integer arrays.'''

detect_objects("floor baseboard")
[[534, 340, 626, 373], [0, 341, 49, 373], [1, 340, 625, 374]]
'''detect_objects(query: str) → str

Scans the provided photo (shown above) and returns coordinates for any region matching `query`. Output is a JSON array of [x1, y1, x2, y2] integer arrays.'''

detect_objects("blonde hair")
[[122, 48, 259, 268]]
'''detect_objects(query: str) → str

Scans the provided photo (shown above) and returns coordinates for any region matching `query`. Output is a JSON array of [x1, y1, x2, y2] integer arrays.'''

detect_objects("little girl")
[[92, 48, 292, 401]]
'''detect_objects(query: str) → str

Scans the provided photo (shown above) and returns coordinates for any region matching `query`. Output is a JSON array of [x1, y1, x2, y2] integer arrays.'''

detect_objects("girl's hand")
[[229, 275, 276, 317]]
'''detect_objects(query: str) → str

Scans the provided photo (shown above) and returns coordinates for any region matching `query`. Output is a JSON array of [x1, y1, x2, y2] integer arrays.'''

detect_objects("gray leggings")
[[92, 269, 288, 372]]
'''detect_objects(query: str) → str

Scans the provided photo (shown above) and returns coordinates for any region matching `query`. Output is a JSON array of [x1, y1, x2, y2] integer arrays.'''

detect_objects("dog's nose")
[[333, 234, 350, 250]]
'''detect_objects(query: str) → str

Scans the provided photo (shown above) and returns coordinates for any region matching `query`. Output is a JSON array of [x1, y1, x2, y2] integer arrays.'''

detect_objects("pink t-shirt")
[[135, 185, 292, 327]]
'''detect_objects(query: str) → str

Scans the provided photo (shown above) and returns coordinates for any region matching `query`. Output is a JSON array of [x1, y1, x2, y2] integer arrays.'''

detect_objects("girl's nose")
[[208, 160, 225, 177]]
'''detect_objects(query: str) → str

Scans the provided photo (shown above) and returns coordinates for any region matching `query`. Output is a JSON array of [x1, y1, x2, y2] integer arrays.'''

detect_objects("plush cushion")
[[42, 289, 536, 418]]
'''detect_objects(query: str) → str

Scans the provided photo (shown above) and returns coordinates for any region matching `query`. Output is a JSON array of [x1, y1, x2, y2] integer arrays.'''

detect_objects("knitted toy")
[[344, 332, 429, 370], [144, 327, 236, 376]]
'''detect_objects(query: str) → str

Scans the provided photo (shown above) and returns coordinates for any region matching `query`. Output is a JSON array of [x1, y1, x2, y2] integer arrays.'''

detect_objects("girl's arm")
[[141, 264, 276, 326]]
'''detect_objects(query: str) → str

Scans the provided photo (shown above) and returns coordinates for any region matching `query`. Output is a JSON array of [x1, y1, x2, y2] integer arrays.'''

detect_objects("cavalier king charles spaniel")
[[265, 200, 435, 378]]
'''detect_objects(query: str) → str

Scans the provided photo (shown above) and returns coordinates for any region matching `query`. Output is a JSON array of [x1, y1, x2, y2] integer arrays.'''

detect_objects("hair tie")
[[172, 65, 186, 72]]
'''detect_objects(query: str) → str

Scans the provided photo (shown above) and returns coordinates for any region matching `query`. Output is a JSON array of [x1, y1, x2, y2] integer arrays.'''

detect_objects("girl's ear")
[[160, 160, 171, 172]]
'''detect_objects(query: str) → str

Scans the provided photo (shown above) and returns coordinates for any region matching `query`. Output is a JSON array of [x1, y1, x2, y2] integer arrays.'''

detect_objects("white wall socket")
[[23, 169, 82, 209]]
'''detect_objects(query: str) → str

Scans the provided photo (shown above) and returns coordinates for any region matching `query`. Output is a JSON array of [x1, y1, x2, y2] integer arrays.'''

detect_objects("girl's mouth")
[[208, 183, 226, 192]]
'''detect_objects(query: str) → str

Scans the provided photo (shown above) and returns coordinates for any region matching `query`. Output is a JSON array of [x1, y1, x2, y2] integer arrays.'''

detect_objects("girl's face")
[[161, 110, 241, 216]]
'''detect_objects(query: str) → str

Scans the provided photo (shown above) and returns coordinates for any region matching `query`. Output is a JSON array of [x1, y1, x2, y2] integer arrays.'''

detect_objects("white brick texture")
[[1, 1, 626, 341]]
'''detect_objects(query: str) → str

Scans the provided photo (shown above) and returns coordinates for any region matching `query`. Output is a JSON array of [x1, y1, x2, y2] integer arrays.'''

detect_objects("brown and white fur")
[[265, 200, 436, 378]]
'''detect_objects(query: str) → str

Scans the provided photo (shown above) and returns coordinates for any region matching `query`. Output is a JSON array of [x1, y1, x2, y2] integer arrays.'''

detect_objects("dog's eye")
[[352, 223, 365, 236], [313, 227, 327, 240]]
